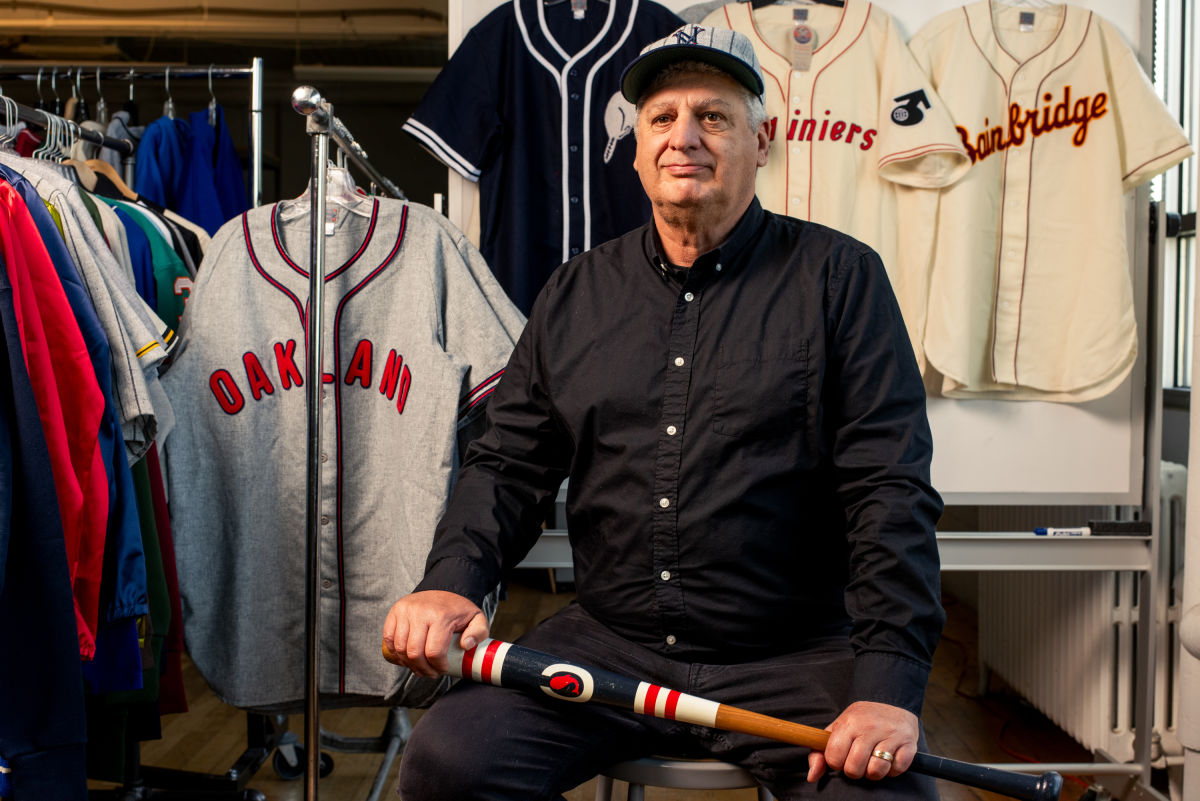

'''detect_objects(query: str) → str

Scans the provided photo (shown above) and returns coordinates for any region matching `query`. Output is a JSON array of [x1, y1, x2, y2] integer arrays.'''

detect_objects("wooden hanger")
[[85, 157, 139, 200]]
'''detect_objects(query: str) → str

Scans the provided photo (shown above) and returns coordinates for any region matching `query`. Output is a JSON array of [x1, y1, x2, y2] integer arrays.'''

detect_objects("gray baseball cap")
[[621, 24, 765, 104]]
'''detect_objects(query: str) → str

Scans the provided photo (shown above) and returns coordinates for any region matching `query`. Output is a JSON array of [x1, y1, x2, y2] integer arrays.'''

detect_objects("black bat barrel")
[[911, 753, 1062, 801]]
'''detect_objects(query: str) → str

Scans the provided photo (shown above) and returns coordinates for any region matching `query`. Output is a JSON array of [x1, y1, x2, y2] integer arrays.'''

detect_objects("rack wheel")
[[272, 745, 334, 780]]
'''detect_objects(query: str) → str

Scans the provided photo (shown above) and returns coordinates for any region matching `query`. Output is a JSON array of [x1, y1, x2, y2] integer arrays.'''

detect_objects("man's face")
[[633, 70, 769, 218]]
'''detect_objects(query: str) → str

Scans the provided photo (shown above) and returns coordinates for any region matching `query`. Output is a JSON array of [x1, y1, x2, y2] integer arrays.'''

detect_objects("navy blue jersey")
[[404, 0, 682, 313]]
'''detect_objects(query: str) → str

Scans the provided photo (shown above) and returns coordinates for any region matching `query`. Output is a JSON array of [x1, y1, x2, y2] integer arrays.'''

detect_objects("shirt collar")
[[643, 197, 766, 282]]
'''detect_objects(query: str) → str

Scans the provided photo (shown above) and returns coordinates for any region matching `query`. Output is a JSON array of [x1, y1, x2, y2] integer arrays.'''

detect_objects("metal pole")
[[293, 84, 330, 801], [250, 57, 263, 208]]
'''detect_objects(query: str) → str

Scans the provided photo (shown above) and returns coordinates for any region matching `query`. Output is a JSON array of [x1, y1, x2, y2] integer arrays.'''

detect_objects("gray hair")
[[634, 60, 768, 134]]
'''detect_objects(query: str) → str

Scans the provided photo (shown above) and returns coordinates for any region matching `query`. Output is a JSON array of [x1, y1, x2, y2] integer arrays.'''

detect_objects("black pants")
[[396, 602, 937, 800]]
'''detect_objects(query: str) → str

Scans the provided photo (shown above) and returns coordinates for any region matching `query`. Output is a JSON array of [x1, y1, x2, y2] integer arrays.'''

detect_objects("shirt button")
[[791, 196, 801, 205], [715, 263, 722, 272], [791, 145, 800, 154], [791, 96, 800, 104], [320, 452, 328, 463], [665, 634, 677, 646], [570, 196, 579, 204], [321, 515, 330, 525], [570, 92, 580, 100], [570, 247, 580, 255], [684, 292, 694, 302], [660, 570, 671, 581], [674, 356, 685, 367], [659, 497, 670, 508], [321, 579, 333, 589], [666, 425, 677, 435], [569, 144, 579, 152]]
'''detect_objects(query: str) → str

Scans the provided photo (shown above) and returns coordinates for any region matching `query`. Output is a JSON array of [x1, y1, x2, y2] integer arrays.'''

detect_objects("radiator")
[[976, 462, 1187, 762]]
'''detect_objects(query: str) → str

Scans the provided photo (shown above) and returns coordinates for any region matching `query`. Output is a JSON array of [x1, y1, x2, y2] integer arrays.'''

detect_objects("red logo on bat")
[[546, 671, 584, 698]]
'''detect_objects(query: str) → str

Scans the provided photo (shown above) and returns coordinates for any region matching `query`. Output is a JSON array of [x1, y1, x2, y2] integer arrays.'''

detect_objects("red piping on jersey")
[[877, 142, 966, 170], [270, 199, 380, 281], [966, 8, 1012, 95], [987, 0, 1069, 77], [458, 367, 506, 419], [244, 212, 307, 333], [1124, 144, 1193, 183], [334, 204, 408, 692]]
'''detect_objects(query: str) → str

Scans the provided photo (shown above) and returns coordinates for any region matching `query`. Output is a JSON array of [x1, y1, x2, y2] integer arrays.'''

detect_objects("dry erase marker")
[[1034, 526, 1091, 536]]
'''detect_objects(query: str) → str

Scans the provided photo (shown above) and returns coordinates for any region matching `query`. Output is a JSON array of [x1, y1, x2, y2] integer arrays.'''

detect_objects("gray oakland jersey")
[[161, 199, 525, 710]]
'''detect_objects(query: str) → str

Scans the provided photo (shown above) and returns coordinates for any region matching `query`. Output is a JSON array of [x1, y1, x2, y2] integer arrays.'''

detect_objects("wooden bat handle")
[[713, 705, 830, 750]]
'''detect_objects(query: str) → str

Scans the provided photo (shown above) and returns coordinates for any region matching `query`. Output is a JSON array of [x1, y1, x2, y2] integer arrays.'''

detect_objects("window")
[[1156, 0, 1198, 390]]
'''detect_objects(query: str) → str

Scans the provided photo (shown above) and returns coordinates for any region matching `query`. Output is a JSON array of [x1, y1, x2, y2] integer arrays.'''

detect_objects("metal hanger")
[[163, 66, 175, 119], [208, 64, 219, 126], [73, 67, 89, 122], [50, 66, 62, 116], [35, 67, 47, 111], [95, 67, 109, 126]]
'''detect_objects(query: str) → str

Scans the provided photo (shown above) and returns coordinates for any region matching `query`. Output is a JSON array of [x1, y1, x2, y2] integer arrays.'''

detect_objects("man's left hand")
[[806, 701, 919, 783]]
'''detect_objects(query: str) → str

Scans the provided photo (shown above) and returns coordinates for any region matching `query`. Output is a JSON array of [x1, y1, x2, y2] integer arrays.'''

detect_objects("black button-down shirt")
[[419, 198, 944, 714]]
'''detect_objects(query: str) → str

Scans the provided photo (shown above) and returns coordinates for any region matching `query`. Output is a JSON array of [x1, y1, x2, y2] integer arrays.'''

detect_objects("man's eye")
[[704, 113, 724, 123]]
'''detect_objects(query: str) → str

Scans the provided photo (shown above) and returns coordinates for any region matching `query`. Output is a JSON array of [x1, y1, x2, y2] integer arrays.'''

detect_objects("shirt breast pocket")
[[713, 339, 809, 439]]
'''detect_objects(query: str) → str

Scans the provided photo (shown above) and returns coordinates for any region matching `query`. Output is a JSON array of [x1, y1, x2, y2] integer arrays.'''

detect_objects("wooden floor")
[[90, 573, 1097, 800]]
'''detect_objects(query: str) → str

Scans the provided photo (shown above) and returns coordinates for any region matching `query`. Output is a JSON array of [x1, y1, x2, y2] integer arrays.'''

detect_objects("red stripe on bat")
[[664, 690, 680, 720], [481, 640, 503, 684], [645, 685, 661, 717], [461, 646, 476, 679]]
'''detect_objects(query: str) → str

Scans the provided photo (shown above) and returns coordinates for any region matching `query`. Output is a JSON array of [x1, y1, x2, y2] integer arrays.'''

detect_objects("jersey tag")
[[792, 10, 815, 72], [571, 0, 586, 20], [325, 205, 339, 236], [1019, 11, 1035, 32]]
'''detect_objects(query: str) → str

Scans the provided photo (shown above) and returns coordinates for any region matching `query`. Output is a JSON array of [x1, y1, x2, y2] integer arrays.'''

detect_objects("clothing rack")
[[291, 85, 404, 801], [0, 60, 264, 207]]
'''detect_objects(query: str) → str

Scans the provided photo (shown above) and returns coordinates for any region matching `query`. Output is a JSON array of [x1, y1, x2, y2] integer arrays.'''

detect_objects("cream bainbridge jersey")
[[910, 2, 1192, 401]]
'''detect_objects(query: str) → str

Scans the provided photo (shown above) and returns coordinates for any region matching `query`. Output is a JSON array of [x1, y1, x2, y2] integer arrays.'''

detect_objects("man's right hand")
[[382, 590, 490, 679]]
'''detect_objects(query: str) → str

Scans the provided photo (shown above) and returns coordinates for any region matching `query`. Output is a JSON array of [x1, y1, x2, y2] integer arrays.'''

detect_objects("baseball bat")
[[383, 637, 1062, 801]]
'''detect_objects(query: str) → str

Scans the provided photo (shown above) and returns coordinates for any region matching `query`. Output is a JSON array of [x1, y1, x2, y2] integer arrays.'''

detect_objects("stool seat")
[[594, 756, 774, 800]]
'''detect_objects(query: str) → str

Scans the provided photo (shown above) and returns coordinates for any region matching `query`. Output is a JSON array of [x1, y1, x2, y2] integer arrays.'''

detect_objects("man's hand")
[[806, 701, 919, 783], [382, 590, 489, 679]]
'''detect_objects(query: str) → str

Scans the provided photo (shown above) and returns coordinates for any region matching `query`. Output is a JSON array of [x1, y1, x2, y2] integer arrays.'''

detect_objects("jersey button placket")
[[993, 82, 1034, 385]]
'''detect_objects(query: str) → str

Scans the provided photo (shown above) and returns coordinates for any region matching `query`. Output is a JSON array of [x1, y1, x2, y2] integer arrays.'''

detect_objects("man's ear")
[[756, 119, 770, 167]]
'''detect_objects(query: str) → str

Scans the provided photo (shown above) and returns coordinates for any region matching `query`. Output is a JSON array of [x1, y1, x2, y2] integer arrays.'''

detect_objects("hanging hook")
[[50, 66, 62, 116], [95, 67, 109, 126], [207, 63, 218, 126], [163, 65, 175, 119], [35, 67, 46, 110], [73, 67, 89, 122]]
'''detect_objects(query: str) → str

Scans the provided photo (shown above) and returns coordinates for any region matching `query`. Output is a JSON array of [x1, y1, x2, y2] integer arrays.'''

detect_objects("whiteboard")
[[443, 0, 1154, 505]]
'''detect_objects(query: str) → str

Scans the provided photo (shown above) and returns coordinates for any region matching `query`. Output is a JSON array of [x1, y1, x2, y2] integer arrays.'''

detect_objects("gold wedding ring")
[[872, 749, 895, 763]]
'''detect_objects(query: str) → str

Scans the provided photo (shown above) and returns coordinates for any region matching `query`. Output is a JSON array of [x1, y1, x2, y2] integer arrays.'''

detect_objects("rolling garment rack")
[[0, 60, 265, 208], [290, 85, 408, 801]]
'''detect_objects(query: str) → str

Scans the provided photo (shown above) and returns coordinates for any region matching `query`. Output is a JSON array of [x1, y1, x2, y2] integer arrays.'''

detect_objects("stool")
[[594, 756, 775, 801]]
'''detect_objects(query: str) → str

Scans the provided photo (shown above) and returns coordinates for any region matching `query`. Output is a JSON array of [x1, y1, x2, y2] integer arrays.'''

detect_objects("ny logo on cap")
[[674, 25, 704, 44]]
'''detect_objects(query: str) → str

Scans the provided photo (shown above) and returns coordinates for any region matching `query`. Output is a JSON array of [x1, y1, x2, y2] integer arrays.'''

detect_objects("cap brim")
[[620, 45, 765, 104]]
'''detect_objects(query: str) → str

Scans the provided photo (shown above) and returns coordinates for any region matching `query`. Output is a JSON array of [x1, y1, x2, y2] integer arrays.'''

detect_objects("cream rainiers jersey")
[[161, 200, 525, 710], [700, 0, 969, 367], [909, 3, 1192, 401]]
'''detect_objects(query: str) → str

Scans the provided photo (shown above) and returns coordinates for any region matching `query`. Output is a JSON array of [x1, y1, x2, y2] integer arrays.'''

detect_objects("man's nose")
[[668, 114, 701, 150]]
